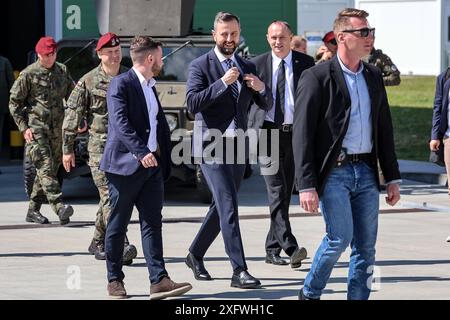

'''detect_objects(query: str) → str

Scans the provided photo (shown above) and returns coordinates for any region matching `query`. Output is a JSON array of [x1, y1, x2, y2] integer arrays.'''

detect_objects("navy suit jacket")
[[247, 50, 315, 130], [99, 69, 171, 179], [431, 69, 450, 140], [186, 50, 272, 136]]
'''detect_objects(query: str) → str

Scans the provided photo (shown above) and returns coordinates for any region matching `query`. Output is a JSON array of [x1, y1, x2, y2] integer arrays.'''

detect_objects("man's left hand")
[[385, 183, 400, 206], [243, 73, 265, 92]]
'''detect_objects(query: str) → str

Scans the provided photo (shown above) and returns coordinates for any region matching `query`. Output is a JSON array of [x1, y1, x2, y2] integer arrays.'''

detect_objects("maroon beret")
[[96, 32, 120, 51], [35, 37, 57, 55], [322, 31, 335, 43]]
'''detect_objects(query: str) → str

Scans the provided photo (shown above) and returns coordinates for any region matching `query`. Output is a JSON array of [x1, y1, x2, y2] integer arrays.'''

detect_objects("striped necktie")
[[274, 59, 285, 127], [225, 58, 240, 129]]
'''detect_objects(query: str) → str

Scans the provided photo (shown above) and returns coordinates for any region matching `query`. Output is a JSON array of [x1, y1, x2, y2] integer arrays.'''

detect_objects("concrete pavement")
[[0, 160, 449, 300]]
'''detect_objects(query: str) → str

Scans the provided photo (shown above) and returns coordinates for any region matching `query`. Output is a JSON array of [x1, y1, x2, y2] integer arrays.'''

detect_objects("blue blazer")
[[431, 69, 450, 140], [186, 50, 272, 134], [99, 69, 171, 179]]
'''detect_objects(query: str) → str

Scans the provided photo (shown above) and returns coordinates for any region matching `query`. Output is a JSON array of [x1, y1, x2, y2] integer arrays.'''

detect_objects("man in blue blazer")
[[100, 36, 192, 300], [185, 12, 272, 289]]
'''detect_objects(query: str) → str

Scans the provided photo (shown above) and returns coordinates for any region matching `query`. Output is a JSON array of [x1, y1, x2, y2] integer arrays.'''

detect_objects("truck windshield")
[[58, 44, 212, 82]]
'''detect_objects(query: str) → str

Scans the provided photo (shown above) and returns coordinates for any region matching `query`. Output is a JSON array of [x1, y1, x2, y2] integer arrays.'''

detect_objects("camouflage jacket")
[[63, 63, 128, 164], [366, 48, 401, 86], [9, 61, 74, 138]]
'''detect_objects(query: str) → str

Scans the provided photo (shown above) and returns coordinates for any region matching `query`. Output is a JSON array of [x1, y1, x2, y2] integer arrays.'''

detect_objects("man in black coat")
[[293, 8, 401, 300], [248, 21, 314, 268]]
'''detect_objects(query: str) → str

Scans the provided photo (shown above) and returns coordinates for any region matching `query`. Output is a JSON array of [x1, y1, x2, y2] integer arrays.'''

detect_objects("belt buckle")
[[281, 124, 291, 132]]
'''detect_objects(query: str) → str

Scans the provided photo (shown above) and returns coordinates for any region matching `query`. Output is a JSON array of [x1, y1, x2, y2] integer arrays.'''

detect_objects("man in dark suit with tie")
[[293, 9, 401, 300], [248, 21, 314, 268], [100, 36, 192, 299], [184, 12, 272, 289]]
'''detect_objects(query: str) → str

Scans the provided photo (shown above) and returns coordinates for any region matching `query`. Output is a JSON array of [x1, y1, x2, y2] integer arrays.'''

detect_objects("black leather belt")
[[336, 151, 372, 167], [262, 121, 293, 132], [281, 124, 293, 132]]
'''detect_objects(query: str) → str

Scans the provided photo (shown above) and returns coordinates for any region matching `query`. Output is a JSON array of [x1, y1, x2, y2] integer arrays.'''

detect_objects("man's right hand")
[[430, 139, 441, 151], [23, 128, 34, 144], [221, 67, 240, 85], [299, 190, 319, 213], [63, 153, 76, 173], [140, 152, 158, 168]]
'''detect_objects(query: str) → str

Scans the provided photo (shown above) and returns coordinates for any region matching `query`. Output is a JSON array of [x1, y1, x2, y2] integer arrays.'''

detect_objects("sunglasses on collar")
[[342, 27, 375, 38]]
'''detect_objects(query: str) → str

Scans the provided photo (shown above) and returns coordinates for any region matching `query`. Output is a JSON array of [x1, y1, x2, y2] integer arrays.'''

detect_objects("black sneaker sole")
[[25, 216, 49, 224]]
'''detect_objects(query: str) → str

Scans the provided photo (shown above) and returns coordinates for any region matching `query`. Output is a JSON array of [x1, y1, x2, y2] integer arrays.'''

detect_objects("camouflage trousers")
[[27, 138, 64, 214], [90, 165, 111, 242]]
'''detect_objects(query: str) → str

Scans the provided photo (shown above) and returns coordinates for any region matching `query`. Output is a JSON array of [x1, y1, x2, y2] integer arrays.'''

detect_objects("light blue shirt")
[[337, 55, 373, 154]]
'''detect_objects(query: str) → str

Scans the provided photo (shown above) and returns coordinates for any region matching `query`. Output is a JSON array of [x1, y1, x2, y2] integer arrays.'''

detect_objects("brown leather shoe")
[[107, 280, 127, 299], [149, 276, 192, 300]]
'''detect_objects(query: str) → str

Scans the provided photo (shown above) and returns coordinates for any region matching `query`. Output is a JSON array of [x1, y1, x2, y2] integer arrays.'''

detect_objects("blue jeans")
[[303, 161, 379, 300]]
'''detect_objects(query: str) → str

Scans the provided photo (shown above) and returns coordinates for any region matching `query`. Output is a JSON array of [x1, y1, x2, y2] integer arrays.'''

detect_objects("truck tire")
[[196, 165, 212, 204]]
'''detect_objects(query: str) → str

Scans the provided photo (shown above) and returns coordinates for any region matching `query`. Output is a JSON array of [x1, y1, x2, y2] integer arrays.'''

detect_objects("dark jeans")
[[105, 165, 167, 284]]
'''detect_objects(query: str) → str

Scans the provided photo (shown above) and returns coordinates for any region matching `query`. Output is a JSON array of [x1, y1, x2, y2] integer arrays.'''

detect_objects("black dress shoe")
[[25, 210, 49, 224], [231, 270, 261, 289], [265, 253, 289, 265], [185, 253, 212, 281], [290, 247, 307, 269]]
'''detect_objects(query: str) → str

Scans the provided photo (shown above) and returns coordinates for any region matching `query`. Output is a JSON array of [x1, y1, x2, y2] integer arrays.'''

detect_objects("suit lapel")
[[208, 50, 226, 79], [330, 57, 351, 109], [292, 51, 301, 91], [128, 69, 150, 125], [362, 63, 378, 128]]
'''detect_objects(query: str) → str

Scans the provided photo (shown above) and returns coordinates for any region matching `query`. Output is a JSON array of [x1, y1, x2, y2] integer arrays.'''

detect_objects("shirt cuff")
[[298, 187, 316, 193], [385, 179, 402, 185]]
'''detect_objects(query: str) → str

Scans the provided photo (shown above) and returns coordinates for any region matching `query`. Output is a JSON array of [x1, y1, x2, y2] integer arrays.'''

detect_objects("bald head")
[[267, 21, 293, 58]]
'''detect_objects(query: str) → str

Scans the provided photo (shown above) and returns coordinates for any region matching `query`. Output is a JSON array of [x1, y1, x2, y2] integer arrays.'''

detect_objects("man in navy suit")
[[248, 21, 314, 268], [100, 36, 192, 299], [185, 12, 272, 289]]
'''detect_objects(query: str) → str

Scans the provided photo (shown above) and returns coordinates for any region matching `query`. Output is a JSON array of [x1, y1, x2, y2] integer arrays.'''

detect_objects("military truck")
[[23, 0, 251, 203]]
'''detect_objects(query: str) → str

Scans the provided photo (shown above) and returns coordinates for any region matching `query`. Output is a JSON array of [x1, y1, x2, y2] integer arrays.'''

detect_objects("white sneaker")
[[446, 235, 450, 242]]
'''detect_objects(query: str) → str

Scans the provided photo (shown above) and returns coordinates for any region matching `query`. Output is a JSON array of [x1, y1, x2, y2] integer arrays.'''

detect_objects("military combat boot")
[[123, 235, 137, 265], [25, 209, 49, 224], [57, 205, 73, 225], [94, 241, 106, 260]]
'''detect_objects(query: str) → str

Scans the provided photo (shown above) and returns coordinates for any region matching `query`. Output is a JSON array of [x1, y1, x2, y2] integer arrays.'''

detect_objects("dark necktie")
[[274, 59, 285, 127], [225, 58, 240, 129]]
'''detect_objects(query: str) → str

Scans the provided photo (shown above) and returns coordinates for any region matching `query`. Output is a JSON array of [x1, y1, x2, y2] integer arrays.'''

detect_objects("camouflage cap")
[[35, 37, 57, 55], [96, 32, 120, 51]]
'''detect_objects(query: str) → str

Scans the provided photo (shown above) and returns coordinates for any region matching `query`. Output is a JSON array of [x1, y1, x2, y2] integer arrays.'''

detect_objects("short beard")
[[152, 64, 162, 77], [218, 43, 236, 56]]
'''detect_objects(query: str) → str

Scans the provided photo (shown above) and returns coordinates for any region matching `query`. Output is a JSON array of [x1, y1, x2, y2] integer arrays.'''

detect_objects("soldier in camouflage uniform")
[[9, 37, 74, 225], [62, 33, 137, 263], [366, 47, 401, 86]]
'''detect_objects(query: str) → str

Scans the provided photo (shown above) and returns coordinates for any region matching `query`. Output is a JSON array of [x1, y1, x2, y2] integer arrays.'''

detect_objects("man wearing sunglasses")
[[293, 8, 401, 300]]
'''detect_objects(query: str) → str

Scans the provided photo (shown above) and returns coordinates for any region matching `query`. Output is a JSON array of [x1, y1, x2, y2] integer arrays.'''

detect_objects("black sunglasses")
[[342, 27, 375, 38], [328, 39, 337, 46]]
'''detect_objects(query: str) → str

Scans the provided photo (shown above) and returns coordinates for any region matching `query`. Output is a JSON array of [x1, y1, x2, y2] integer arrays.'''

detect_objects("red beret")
[[35, 37, 57, 55], [322, 31, 335, 43], [96, 32, 120, 51]]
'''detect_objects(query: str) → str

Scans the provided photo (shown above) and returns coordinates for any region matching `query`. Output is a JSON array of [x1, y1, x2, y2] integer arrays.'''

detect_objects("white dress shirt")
[[132, 67, 158, 152], [265, 50, 295, 124]]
